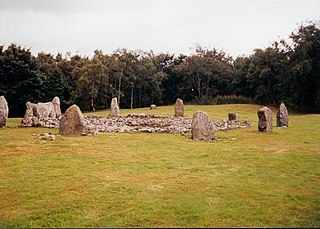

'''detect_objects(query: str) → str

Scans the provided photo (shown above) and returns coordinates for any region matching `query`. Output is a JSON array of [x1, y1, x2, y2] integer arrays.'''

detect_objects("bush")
[[190, 95, 253, 105], [216, 95, 253, 105]]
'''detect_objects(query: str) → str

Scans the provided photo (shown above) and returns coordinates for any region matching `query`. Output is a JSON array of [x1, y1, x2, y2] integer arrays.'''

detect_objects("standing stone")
[[109, 97, 120, 117], [257, 107, 273, 132], [228, 113, 239, 121], [191, 110, 216, 141], [277, 103, 289, 127], [59, 104, 85, 135], [23, 102, 35, 120], [52, 97, 62, 118], [35, 102, 56, 118], [0, 96, 9, 127], [174, 98, 184, 117]]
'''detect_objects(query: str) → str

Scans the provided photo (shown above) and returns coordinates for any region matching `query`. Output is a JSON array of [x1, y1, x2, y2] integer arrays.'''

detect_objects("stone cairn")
[[191, 110, 216, 141], [21, 97, 61, 128], [228, 113, 239, 121], [109, 97, 120, 117], [277, 103, 289, 127], [82, 114, 252, 134], [257, 107, 273, 132], [19, 96, 253, 136], [0, 96, 9, 127], [59, 104, 86, 136], [174, 98, 184, 117]]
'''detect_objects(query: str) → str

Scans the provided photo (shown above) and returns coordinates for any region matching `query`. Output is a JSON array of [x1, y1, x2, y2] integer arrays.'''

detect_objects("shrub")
[[190, 95, 253, 105], [216, 95, 253, 104]]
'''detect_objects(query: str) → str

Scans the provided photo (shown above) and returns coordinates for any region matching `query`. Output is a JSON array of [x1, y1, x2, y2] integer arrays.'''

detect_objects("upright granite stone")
[[174, 98, 184, 117], [59, 104, 85, 135], [23, 102, 36, 120], [35, 102, 56, 118], [228, 113, 239, 121], [109, 97, 120, 117], [0, 96, 9, 127], [277, 103, 289, 127], [52, 97, 62, 118], [191, 110, 216, 141], [258, 107, 273, 132]]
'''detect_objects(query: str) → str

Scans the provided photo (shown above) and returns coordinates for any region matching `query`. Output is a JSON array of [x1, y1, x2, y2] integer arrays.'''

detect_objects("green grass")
[[0, 104, 319, 227]]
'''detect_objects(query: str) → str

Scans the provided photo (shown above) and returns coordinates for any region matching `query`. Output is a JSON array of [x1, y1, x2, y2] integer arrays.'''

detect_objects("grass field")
[[0, 104, 319, 227]]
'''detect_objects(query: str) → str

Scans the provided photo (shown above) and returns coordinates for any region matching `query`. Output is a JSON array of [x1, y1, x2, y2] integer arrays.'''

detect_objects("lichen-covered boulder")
[[277, 103, 288, 127], [34, 102, 56, 118], [52, 96, 62, 118], [0, 96, 9, 127], [191, 110, 216, 141], [59, 104, 85, 135], [174, 98, 184, 117], [109, 97, 120, 117], [258, 107, 273, 132], [228, 113, 239, 121]]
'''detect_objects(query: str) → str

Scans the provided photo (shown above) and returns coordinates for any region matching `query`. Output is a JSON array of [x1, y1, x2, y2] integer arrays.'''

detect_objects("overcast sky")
[[0, 0, 319, 58]]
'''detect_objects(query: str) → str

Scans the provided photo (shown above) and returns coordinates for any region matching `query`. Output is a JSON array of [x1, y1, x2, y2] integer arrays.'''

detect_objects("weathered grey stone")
[[150, 104, 157, 110], [258, 107, 273, 132], [277, 103, 288, 127], [52, 96, 62, 118], [0, 96, 9, 127], [38, 133, 56, 141], [174, 98, 184, 117], [191, 110, 216, 141], [23, 102, 36, 120], [22, 97, 60, 127], [59, 104, 85, 135], [228, 113, 239, 121], [35, 102, 56, 118], [109, 97, 120, 117]]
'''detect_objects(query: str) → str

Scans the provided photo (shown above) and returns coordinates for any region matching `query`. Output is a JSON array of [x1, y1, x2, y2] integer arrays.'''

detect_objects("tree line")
[[1, 21, 319, 117]]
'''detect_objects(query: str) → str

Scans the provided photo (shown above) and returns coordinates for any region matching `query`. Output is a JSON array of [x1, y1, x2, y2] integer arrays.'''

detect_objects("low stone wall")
[[21, 113, 253, 134]]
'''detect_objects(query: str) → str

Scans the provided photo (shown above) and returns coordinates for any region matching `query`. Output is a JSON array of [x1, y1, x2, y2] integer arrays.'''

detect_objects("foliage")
[[0, 44, 47, 116], [215, 95, 254, 105], [0, 21, 320, 115]]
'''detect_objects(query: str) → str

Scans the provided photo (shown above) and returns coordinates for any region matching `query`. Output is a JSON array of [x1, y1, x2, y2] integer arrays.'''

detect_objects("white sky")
[[0, 0, 319, 58]]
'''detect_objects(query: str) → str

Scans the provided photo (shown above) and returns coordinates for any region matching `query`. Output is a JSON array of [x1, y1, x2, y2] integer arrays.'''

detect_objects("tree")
[[0, 44, 46, 116], [36, 52, 65, 102], [289, 21, 320, 111], [246, 44, 289, 105]]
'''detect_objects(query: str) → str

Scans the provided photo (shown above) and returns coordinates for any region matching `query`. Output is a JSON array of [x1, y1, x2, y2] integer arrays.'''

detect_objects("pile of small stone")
[[21, 97, 62, 128], [36, 133, 56, 141], [83, 114, 192, 134], [214, 120, 253, 131], [21, 117, 60, 128], [82, 114, 252, 134]]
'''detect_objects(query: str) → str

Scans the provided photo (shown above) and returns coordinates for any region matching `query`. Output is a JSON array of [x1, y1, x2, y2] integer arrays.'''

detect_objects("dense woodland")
[[1, 21, 319, 116]]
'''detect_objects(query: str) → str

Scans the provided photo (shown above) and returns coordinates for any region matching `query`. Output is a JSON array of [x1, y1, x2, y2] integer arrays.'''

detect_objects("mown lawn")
[[0, 104, 319, 227]]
